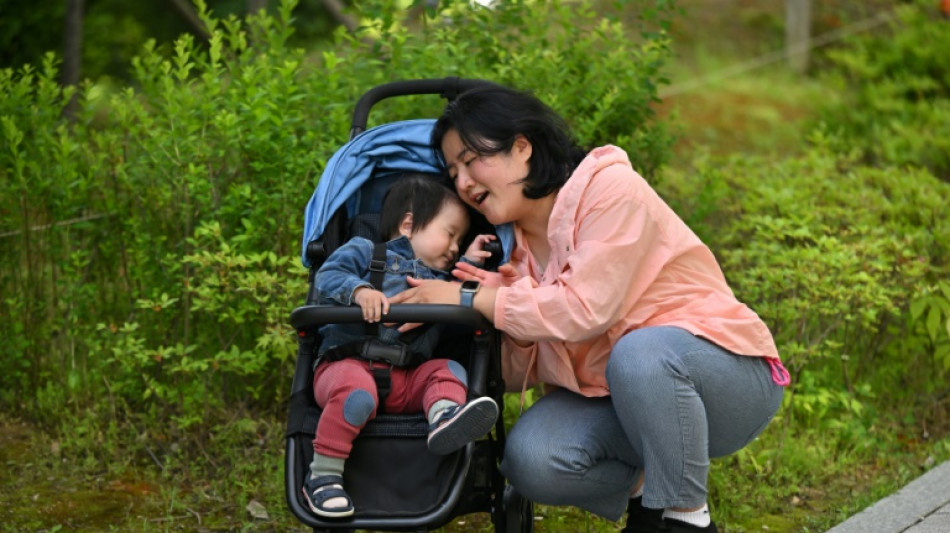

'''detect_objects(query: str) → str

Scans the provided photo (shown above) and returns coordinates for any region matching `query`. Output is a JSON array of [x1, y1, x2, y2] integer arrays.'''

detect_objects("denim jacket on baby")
[[314, 236, 455, 364]]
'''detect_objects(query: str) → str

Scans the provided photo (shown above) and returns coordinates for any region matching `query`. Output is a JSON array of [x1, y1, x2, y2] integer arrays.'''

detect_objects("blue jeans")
[[499, 326, 784, 521]]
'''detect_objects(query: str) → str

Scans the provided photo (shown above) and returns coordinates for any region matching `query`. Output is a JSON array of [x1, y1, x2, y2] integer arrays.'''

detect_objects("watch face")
[[461, 280, 480, 291]]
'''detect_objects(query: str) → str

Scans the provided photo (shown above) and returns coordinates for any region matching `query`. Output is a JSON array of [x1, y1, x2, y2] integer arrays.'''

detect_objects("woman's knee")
[[502, 429, 589, 501], [502, 417, 555, 482], [502, 393, 617, 496]]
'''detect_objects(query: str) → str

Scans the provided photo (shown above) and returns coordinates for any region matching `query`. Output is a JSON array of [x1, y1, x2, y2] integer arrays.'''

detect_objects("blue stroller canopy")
[[300, 119, 512, 268]]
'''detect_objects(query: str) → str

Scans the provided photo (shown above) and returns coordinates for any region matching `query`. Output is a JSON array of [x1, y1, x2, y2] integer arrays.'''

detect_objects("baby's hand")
[[462, 234, 497, 264], [353, 287, 389, 323]]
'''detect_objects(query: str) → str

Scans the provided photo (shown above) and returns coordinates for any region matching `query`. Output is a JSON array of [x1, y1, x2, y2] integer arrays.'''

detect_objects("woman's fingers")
[[498, 264, 518, 276], [454, 261, 485, 279], [397, 322, 423, 333], [452, 265, 480, 281], [388, 287, 412, 305]]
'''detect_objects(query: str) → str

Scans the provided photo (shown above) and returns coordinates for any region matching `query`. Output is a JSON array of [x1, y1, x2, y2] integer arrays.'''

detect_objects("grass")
[[5, 370, 950, 532], [4, 409, 948, 532], [657, 62, 836, 164]]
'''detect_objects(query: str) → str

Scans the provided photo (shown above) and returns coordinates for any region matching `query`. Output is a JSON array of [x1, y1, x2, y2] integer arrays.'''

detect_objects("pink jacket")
[[493, 145, 785, 397]]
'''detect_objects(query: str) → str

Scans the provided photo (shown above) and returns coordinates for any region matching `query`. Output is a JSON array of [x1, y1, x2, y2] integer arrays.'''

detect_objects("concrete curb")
[[825, 461, 950, 533]]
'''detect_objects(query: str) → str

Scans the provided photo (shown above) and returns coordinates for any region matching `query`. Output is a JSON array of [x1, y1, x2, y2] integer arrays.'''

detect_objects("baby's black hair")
[[378, 173, 466, 240]]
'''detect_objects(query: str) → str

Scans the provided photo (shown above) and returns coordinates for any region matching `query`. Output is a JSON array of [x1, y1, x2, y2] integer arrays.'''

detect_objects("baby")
[[302, 173, 499, 518]]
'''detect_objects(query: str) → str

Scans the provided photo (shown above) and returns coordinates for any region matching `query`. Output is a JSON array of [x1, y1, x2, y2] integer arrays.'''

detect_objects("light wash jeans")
[[499, 326, 784, 521]]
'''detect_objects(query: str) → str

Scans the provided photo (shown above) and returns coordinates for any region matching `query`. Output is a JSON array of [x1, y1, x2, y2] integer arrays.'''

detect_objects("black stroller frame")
[[285, 78, 533, 533]]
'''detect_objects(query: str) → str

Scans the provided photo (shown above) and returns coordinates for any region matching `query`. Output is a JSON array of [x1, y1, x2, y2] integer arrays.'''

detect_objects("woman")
[[389, 85, 789, 533]]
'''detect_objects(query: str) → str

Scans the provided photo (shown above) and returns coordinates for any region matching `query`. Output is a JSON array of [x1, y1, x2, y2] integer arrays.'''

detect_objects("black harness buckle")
[[361, 339, 413, 367]]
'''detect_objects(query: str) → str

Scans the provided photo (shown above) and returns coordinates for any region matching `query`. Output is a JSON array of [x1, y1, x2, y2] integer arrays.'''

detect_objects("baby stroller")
[[285, 77, 533, 533]]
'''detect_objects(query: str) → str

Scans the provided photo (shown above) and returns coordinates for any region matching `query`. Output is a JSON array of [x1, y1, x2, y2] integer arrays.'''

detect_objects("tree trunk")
[[247, 0, 267, 15], [785, 0, 812, 74], [321, 0, 358, 34], [62, 0, 85, 119]]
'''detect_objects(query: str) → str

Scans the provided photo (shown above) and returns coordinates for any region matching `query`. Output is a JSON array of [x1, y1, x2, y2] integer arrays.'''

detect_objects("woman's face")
[[441, 129, 533, 226]]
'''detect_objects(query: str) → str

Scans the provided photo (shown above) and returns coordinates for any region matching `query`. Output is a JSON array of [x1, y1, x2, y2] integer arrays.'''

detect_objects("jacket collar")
[[386, 235, 416, 258]]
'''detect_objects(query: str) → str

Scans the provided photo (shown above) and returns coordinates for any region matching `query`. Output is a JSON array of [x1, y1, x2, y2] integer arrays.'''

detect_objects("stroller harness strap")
[[321, 338, 425, 368], [321, 242, 429, 404]]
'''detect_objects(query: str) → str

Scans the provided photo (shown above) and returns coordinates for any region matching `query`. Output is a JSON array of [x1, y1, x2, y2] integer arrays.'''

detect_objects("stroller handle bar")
[[350, 77, 500, 139], [290, 303, 493, 332]]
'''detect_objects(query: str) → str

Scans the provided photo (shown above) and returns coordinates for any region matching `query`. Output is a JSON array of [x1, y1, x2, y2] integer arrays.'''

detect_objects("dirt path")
[[0, 417, 156, 532]]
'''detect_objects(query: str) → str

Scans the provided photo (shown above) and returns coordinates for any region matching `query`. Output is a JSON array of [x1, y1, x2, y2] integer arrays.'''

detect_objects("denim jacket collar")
[[385, 235, 452, 276], [387, 235, 415, 259]]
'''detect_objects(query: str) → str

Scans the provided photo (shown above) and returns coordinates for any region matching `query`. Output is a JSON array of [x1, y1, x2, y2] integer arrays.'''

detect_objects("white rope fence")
[[659, 10, 896, 98], [0, 213, 111, 239]]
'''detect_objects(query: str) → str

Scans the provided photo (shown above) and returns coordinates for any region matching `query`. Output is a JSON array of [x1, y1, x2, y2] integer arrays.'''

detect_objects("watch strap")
[[459, 281, 479, 307]]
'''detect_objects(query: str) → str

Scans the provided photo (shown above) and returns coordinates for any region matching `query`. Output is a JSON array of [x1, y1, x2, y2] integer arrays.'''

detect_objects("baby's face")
[[409, 201, 469, 271]]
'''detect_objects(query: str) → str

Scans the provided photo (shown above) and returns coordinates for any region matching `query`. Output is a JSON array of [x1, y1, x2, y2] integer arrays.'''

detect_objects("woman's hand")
[[453, 262, 520, 288], [388, 277, 461, 332], [390, 277, 460, 305]]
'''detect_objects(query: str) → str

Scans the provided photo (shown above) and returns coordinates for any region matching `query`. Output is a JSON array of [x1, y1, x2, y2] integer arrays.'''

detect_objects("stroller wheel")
[[493, 484, 534, 533]]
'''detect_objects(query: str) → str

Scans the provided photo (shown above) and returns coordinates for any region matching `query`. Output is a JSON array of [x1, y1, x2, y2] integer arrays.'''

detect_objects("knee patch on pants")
[[447, 360, 467, 384], [342, 389, 376, 426]]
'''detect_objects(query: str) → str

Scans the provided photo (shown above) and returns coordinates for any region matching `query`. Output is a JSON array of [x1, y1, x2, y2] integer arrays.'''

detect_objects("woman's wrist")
[[473, 286, 497, 322]]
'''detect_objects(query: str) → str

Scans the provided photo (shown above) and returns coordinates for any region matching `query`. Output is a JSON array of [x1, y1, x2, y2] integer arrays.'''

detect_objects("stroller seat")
[[285, 78, 533, 533]]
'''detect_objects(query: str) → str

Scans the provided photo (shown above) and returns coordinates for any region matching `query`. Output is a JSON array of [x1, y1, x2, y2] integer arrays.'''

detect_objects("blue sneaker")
[[427, 397, 499, 455]]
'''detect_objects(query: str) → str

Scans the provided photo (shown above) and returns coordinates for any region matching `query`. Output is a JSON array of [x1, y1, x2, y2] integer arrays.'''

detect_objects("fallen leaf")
[[247, 499, 269, 520]]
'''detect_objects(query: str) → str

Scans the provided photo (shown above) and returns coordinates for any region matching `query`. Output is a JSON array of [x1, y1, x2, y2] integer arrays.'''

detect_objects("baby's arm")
[[462, 234, 497, 265], [314, 238, 375, 305], [353, 287, 389, 323]]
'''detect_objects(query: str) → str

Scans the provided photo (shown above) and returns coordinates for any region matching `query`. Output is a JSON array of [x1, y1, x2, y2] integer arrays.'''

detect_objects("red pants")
[[312, 358, 467, 458]]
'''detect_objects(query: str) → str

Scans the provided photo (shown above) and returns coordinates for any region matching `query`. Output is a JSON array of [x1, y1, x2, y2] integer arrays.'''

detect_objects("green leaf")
[[927, 306, 942, 342]]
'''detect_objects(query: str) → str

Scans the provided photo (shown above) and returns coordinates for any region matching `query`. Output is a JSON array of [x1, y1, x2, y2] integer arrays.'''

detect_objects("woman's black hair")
[[431, 85, 588, 199], [378, 173, 465, 240]]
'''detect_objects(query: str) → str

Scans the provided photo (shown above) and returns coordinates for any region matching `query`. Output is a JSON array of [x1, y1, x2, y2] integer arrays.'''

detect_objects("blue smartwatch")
[[459, 280, 480, 307]]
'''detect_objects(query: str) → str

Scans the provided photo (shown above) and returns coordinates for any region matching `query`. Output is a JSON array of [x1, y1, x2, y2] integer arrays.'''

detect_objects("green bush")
[[330, 0, 677, 177], [815, 0, 950, 179], [0, 0, 676, 436], [658, 135, 949, 530], [661, 133, 950, 428]]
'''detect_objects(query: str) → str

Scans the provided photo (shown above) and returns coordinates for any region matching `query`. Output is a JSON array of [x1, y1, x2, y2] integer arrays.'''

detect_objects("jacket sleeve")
[[494, 165, 672, 343], [314, 239, 375, 305]]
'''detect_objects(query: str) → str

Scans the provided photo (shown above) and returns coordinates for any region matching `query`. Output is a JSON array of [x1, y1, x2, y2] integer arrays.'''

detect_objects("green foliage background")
[[1, 0, 949, 531], [0, 0, 676, 430], [814, 2, 950, 178], [0, 0, 341, 82]]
